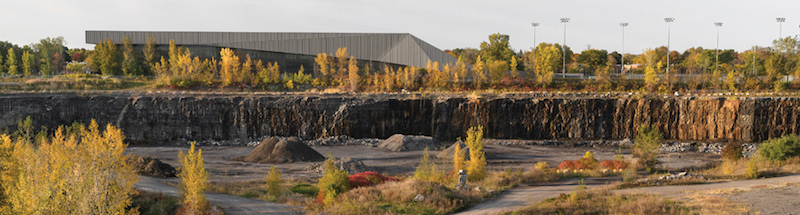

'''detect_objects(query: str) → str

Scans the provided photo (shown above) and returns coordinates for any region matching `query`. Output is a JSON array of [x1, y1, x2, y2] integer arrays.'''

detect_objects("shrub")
[[721, 142, 743, 161], [745, 158, 759, 179], [129, 191, 180, 215], [634, 124, 662, 172], [414, 147, 446, 183], [534, 162, 550, 173], [600, 160, 628, 170], [348, 171, 399, 189], [759, 134, 800, 162], [316, 154, 351, 206], [289, 183, 319, 197], [622, 166, 638, 183], [265, 165, 282, 197], [580, 151, 599, 168]]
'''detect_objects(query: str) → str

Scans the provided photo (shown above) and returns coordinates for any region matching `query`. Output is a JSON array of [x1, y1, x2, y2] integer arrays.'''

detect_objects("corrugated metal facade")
[[85, 31, 459, 69]]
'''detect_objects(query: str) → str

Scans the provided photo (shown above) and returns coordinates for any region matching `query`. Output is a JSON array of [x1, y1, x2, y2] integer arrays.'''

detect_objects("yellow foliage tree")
[[453, 141, 466, 173], [414, 147, 445, 183], [465, 126, 486, 181], [266, 165, 282, 197], [220, 48, 241, 86], [315, 53, 330, 78], [178, 141, 210, 214], [348, 56, 359, 92], [472, 56, 487, 89], [317, 154, 350, 207], [335, 48, 350, 86], [2, 120, 138, 215]]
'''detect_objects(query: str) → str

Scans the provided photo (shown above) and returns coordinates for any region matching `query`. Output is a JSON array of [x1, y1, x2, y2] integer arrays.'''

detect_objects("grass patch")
[[129, 191, 180, 215]]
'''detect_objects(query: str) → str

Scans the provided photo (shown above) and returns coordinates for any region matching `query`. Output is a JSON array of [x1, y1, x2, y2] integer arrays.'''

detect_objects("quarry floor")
[[125, 139, 721, 183]]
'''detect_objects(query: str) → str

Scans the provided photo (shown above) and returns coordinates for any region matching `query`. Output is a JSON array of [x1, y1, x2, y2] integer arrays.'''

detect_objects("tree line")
[[4, 33, 800, 92]]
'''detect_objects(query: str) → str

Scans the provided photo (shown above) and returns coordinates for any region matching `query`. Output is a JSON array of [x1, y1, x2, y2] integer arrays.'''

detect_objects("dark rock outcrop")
[[2, 93, 800, 144]]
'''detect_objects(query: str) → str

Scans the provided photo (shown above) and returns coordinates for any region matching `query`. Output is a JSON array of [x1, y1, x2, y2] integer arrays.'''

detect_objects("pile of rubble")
[[660, 142, 758, 157], [304, 135, 382, 146], [634, 172, 708, 186], [305, 157, 370, 174]]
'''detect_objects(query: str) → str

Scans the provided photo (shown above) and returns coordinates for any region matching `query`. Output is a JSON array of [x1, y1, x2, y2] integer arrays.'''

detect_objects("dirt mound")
[[305, 135, 382, 146], [436, 140, 470, 159], [235, 137, 325, 163], [376, 134, 441, 152], [132, 156, 177, 178], [305, 157, 369, 174]]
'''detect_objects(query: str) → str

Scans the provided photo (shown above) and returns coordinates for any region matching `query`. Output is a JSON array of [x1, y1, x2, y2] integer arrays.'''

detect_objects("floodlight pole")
[[620, 23, 628, 74], [532, 23, 539, 71], [777, 18, 786, 38], [715, 22, 723, 71], [665, 18, 674, 82], [561, 18, 570, 77]]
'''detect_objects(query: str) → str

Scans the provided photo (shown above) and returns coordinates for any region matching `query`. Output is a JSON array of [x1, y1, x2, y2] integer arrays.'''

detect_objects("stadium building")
[[85, 31, 459, 73]]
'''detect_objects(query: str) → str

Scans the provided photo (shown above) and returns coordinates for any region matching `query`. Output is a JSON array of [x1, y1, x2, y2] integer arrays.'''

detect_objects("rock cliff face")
[[1, 93, 799, 144]]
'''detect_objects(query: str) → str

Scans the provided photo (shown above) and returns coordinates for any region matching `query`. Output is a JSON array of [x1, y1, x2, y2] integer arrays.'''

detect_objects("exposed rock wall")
[[2, 93, 800, 144]]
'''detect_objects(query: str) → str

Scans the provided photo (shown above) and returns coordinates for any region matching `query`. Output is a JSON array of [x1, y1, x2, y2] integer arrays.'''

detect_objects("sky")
[[3, 0, 800, 54]]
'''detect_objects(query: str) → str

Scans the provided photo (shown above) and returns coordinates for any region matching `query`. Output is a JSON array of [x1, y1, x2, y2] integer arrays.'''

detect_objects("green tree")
[[479, 33, 515, 63], [178, 141, 209, 214], [317, 154, 350, 207], [577, 49, 608, 74], [772, 36, 800, 55], [32, 37, 65, 76], [765, 53, 786, 84], [143, 34, 158, 73], [21, 52, 33, 77], [414, 147, 445, 182], [634, 124, 662, 172], [92, 39, 120, 75], [6, 48, 17, 76], [121, 36, 144, 76]]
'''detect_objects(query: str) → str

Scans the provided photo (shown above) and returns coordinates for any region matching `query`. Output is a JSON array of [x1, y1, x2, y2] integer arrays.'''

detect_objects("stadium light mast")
[[620, 23, 628, 74], [777, 17, 786, 38], [561, 18, 570, 77], [715, 22, 722, 71], [532, 22, 539, 71], [665, 17, 674, 82]]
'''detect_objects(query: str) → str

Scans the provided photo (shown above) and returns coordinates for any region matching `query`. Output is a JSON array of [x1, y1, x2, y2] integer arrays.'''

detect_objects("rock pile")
[[661, 142, 758, 157], [376, 134, 441, 152], [305, 157, 369, 174], [435, 140, 469, 159], [304, 135, 382, 146], [132, 156, 177, 178], [233, 137, 325, 163]]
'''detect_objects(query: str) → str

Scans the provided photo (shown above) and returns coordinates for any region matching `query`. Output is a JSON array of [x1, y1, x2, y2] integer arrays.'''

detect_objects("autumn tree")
[[335, 48, 349, 86], [178, 141, 210, 214], [453, 141, 466, 174], [220, 48, 241, 86], [33, 37, 65, 76], [348, 56, 359, 91], [465, 126, 486, 181], [534, 43, 561, 87], [6, 48, 17, 76], [472, 55, 487, 88], [315, 53, 330, 79], [92, 39, 120, 75], [21, 51, 33, 77], [266, 165, 282, 197], [488, 60, 509, 85], [2, 120, 138, 214], [510, 56, 519, 78], [643, 65, 659, 91]]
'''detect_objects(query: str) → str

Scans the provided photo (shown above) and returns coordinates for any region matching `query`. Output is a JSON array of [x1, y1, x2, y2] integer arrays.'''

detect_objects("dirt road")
[[454, 174, 800, 215], [134, 176, 301, 215]]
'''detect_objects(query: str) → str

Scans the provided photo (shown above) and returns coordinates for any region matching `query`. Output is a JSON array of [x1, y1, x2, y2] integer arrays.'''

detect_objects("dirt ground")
[[125, 139, 719, 184]]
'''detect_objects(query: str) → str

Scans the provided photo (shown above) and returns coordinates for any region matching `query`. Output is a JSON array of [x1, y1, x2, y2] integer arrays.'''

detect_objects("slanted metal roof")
[[85, 31, 459, 69]]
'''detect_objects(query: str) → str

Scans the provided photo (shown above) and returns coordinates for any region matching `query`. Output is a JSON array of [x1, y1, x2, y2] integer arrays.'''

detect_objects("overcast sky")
[[3, 0, 800, 54]]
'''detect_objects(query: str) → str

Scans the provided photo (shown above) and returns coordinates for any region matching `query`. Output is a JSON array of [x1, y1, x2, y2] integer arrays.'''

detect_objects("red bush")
[[557, 160, 587, 170], [600, 160, 628, 170], [347, 171, 400, 189]]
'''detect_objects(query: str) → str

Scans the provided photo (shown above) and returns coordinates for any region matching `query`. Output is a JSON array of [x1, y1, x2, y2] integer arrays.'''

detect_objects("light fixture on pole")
[[715, 22, 722, 71], [665, 17, 674, 82], [560, 18, 570, 77], [532, 22, 539, 71], [777, 18, 786, 38], [620, 23, 628, 74]]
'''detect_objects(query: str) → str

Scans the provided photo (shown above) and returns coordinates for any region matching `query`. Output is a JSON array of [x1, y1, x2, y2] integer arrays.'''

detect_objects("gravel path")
[[454, 174, 800, 215], [134, 176, 302, 215]]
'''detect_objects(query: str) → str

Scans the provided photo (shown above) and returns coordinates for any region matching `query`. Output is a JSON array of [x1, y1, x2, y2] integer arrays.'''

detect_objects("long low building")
[[85, 30, 459, 73]]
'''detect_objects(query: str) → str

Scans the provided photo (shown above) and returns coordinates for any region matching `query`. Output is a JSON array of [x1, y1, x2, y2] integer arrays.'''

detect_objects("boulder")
[[234, 137, 325, 163], [376, 134, 441, 152]]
